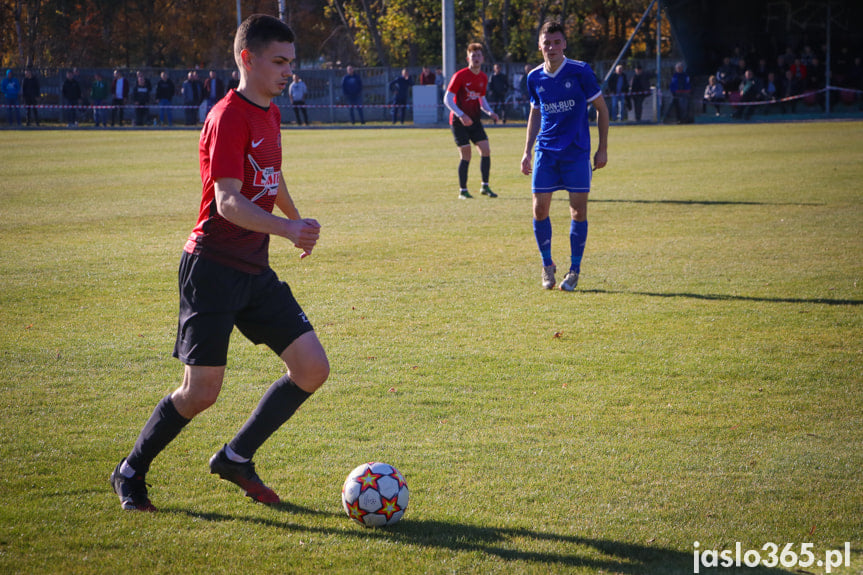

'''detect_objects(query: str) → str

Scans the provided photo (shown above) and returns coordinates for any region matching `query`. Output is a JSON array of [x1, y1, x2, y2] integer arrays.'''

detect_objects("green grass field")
[[1, 121, 861, 574]]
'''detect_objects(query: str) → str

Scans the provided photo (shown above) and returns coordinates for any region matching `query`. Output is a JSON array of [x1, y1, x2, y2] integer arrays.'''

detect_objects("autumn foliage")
[[0, 0, 660, 68]]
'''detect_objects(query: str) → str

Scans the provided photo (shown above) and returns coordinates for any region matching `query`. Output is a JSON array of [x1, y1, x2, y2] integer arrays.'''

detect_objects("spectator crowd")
[[1, 67, 237, 128], [599, 43, 863, 123], [2, 43, 862, 128]]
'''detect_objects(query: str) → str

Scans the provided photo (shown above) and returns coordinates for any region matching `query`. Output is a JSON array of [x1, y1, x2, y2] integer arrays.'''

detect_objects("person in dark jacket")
[[488, 63, 509, 123], [2, 69, 22, 126], [606, 64, 628, 121], [181, 70, 203, 125], [628, 63, 650, 122], [389, 68, 413, 124], [341, 66, 364, 125], [61, 70, 82, 127], [155, 71, 175, 126], [132, 71, 152, 126], [111, 70, 130, 126], [90, 72, 109, 127], [664, 61, 691, 123], [22, 69, 40, 126]]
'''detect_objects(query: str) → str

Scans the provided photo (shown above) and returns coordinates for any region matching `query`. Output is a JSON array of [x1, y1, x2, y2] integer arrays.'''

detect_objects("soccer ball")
[[341, 461, 409, 527]]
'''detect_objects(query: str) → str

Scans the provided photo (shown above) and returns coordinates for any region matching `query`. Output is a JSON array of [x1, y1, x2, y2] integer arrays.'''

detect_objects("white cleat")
[[559, 270, 579, 291]]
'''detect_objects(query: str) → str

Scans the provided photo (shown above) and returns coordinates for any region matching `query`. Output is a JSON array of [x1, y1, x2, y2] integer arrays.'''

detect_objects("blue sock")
[[533, 217, 553, 266], [569, 220, 588, 273]]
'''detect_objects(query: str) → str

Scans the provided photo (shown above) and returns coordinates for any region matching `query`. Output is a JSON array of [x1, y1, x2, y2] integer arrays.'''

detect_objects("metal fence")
[[3, 62, 860, 127]]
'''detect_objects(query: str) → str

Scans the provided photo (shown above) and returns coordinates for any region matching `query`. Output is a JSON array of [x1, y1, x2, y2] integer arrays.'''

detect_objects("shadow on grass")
[[590, 198, 823, 207], [496, 196, 823, 207], [583, 289, 863, 307], [524, 196, 824, 207], [167, 507, 795, 574]]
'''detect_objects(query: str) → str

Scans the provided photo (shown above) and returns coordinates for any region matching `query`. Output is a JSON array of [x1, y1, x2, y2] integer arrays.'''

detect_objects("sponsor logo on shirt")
[[542, 99, 577, 114], [248, 155, 280, 202]]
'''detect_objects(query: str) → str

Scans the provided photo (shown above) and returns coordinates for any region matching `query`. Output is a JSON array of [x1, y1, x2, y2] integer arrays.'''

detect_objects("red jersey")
[[185, 90, 282, 274], [446, 67, 488, 124]]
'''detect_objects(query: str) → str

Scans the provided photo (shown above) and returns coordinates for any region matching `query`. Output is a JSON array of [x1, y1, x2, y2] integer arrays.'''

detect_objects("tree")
[[1, 0, 661, 69]]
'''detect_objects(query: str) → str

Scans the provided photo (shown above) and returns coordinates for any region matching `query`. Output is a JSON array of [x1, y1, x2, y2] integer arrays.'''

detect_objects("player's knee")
[[191, 390, 220, 413], [174, 367, 224, 417], [294, 358, 329, 393], [173, 385, 220, 417], [570, 207, 587, 221], [312, 360, 330, 390]]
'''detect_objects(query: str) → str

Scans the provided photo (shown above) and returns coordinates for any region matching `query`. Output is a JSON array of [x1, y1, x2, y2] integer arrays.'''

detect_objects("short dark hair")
[[540, 20, 566, 40], [234, 14, 295, 68]]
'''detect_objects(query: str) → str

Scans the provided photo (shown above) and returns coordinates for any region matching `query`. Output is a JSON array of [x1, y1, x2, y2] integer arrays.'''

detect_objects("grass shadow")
[[590, 198, 823, 207], [495, 196, 823, 206], [583, 289, 863, 307], [165, 508, 796, 574]]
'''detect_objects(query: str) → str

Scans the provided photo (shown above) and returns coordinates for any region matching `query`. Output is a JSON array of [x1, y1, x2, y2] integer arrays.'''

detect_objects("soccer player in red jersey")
[[444, 43, 500, 199], [111, 14, 329, 511]]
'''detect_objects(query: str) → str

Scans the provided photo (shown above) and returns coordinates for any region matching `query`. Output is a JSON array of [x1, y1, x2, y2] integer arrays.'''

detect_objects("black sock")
[[458, 159, 469, 189], [228, 375, 312, 460], [127, 395, 190, 475], [480, 155, 490, 183]]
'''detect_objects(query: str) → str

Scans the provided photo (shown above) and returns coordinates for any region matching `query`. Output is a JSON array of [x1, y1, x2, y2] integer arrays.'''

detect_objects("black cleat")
[[209, 446, 280, 505], [110, 458, 157, 512]]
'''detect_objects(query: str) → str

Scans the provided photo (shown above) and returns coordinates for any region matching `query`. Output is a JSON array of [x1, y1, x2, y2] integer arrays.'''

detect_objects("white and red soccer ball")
[[341, 462, 409, 527]]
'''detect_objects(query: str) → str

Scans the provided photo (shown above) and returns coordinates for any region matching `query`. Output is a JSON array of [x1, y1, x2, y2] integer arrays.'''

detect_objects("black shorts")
[[451, 117, 488, 147], [173, 251, 314, 366]]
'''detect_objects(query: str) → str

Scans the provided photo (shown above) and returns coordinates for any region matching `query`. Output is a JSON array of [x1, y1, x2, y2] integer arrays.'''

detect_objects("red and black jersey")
[[185, 90, 282, 274], [447, 67, 488, 124]]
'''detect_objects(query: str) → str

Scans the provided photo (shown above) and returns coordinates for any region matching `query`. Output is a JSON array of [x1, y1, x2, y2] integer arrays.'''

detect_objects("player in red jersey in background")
[[444, 43, 500, 199], [111, 14, 329, 511]]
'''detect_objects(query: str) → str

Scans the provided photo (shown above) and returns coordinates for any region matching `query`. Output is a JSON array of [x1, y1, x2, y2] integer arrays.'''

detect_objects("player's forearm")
[[275, 179, 301, 220], [443, 91, 464, 117], [593, 96, 610, 151], [276, 195, 300, 220], [523, 108, 540, 155], [215, 180, 293, 238]]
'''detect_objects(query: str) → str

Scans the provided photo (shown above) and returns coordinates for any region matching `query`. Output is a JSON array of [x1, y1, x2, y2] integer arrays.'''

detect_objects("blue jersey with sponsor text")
[[527, 58, 602, 154]]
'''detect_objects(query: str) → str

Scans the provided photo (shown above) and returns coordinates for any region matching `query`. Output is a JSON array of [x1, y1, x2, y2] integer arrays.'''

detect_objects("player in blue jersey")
[[521, 20, 609, 291]]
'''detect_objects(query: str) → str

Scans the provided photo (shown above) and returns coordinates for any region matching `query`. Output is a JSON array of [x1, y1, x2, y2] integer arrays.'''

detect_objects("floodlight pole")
[[602, 0, 657, 85], [655, 0, 662, 123], [442, 0, 456, 86], [825, 1, 831, 115], [236, 0, 242, 28]]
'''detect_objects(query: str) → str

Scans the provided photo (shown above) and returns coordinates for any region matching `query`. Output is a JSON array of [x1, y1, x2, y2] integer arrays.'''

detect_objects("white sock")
[[120, 460, 137, 478], [224, 444, 250, 463]]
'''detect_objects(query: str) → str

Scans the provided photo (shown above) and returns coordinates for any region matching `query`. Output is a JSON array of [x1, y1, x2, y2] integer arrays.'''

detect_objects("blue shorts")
[[173, 251, 314, 366], [532, 148, 592, 194]]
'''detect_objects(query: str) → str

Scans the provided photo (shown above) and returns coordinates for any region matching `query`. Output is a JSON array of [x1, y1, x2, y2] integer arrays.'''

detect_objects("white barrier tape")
[[605, 89, 656, 97], [8, 103, 445, 110], [5, 87, 857, 112], [705, 87, 863, 107]]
